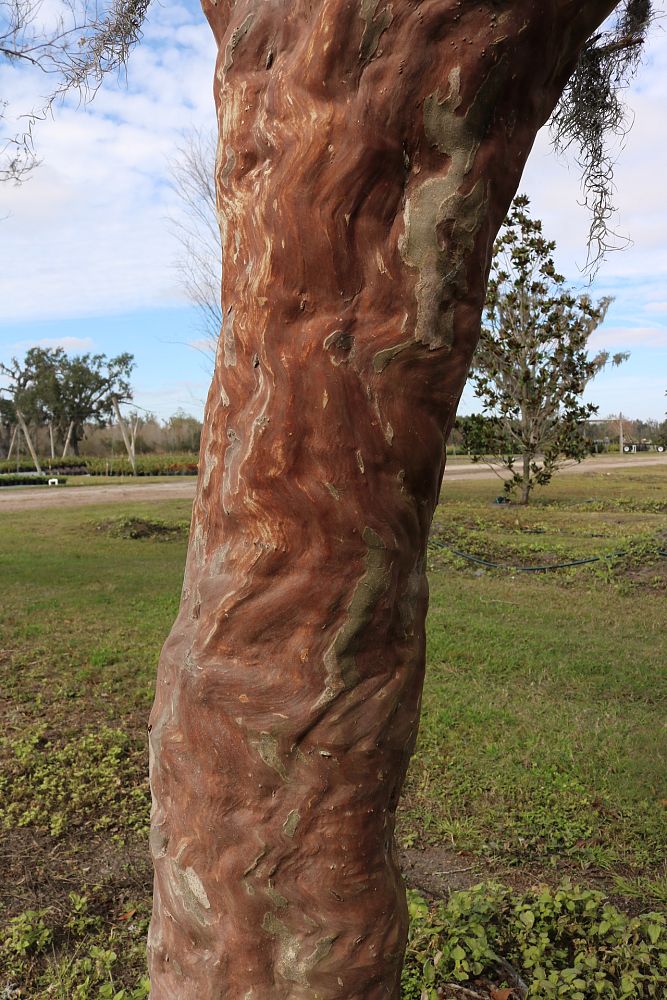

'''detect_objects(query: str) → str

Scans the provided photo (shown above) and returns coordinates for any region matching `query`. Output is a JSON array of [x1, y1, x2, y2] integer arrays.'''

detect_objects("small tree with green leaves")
[[0, 348, 55, 471], [0, 348, 134, 460], [52, 351, 135, 455], [469, 196, 628, 504]]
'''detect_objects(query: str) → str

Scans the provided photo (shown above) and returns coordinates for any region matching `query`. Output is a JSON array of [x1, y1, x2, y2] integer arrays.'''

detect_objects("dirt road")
[[0, 455, 664, 513], [0, 480, 196, 513]]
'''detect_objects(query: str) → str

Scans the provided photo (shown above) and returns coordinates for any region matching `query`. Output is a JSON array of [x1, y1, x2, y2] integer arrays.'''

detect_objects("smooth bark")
[[149, 1, 621, 997], [6, 424, 18, 461], [15, 409, 42, 475], [61, 420, 74, 459], [112, 396, 137, 474]]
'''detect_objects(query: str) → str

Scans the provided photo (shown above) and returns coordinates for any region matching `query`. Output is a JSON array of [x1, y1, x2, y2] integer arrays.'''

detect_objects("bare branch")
[[1, 0, 152, 181], [167, 127, 222, 363]]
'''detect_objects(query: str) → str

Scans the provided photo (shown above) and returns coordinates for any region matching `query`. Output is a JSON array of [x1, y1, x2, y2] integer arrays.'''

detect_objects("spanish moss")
[[550, 0, 654, 270]]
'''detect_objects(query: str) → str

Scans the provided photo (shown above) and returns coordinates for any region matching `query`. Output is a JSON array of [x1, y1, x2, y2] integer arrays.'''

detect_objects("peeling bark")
[[149, 1, 621, 996]]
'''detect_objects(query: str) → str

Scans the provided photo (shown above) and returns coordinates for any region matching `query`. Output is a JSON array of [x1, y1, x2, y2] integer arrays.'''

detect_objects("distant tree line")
[[0, 348, 202, 474], [585, 415, 667, 450], [452, 413, 666, 450], [80, 410, 203, 457]]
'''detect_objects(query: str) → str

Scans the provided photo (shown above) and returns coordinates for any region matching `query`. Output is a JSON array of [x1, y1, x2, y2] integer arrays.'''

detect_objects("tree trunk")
[[15, 410, 42, 475], [61, 421, 74, 459], [112, 396, 137, 474], [6, 424, 18, 461], [520, 453, 532, 505], [149, 2, 620, 996]]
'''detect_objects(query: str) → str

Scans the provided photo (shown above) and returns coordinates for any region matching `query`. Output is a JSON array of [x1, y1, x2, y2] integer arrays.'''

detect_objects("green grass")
[[0, 467, 665, 996], [398, 468, 666, 889]]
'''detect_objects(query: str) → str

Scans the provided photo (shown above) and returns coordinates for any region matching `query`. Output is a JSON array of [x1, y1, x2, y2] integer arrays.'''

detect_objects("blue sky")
[[1, 3, 665, 421]]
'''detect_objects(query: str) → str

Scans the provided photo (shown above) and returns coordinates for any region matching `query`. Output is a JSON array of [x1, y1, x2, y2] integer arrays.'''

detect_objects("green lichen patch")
[[318, 526, 392, 705], [359, 0, 393, 63], [282, 809, 300, 838]]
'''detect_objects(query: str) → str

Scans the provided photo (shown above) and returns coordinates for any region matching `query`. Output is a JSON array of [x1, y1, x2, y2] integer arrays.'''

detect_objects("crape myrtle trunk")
[[148, 1, 619, 996]]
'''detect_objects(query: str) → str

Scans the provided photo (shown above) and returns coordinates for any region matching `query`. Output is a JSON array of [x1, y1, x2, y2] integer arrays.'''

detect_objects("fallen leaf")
[[490, 990, 515, 1000]]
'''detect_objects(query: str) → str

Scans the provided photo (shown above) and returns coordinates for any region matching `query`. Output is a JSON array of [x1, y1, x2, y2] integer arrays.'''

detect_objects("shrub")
[[0, 474, 67, 487], [0, 453, 199, 477]]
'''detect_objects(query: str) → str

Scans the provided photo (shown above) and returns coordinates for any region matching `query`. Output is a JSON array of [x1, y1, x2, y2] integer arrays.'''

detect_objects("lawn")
[[1, 466, 665, 997]]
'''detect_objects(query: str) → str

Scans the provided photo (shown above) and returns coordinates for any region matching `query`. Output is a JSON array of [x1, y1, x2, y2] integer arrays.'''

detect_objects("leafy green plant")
[[0, 895, 151, 999], [402, 883, 667, 999], [1, 909, 53, 960], [469, 197, 628, 505]]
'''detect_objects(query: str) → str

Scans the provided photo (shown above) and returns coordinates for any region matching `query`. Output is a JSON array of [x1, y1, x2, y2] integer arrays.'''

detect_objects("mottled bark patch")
[[318, 527, 392, 707], [223, 12, 255, 72], [263, 912, 338, 989], [282, 809, 300, 838], [400, 176, 488, 349], [359, 0, 393, 62]]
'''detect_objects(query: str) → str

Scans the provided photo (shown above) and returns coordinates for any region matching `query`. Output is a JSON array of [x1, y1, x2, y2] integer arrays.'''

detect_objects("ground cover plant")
[[0, 465, 665, 996]]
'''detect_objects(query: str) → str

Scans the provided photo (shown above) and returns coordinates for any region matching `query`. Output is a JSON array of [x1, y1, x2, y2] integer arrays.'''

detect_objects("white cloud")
[[589, 325, 667, 350], [187, 337, 216, 354], [133, 378, 209, 420], [0, 5, 665, 425], [0, 2, 217, 323], [12, 336, 94, 353]]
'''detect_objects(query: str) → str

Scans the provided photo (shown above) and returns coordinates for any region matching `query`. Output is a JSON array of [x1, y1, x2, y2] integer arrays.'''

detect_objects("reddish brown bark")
[[148, 2, 620, 996]]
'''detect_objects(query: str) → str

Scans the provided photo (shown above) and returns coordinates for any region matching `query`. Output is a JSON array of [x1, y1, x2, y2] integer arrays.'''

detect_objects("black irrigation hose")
[[428, 538, 667, 573]]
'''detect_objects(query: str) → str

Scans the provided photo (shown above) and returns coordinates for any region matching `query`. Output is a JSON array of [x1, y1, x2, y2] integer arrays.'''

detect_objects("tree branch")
[[0, 45, 40, 65]]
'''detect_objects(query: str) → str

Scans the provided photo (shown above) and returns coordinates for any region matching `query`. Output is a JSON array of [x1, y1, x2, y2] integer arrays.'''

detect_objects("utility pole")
[[619, 412, 624, 454]]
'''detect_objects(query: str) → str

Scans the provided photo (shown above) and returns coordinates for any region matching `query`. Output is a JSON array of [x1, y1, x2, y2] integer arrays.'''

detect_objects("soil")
[[399, 846, 484, 897]]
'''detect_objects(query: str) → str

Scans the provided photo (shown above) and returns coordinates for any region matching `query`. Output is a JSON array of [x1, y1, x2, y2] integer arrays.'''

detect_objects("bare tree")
[[147, 2, 655, 998], [169, 128, 222, 359]]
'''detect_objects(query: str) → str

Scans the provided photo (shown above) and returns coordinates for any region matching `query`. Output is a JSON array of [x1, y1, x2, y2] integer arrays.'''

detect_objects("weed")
[[0, 892, 150, 999], [95, 516, 188, 541], [0, 726, 149, 838], [1, 910, 53, 960]]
